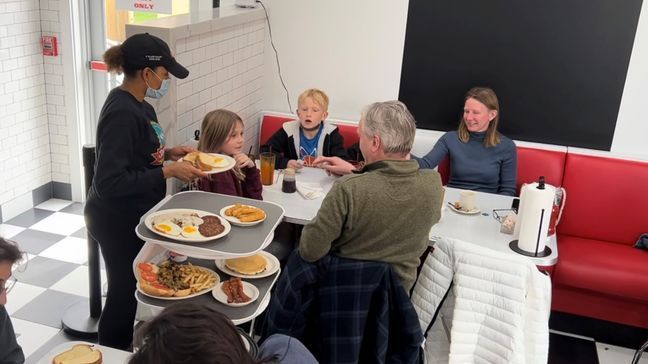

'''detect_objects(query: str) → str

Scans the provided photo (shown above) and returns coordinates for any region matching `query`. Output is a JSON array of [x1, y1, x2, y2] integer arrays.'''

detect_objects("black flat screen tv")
[[399, 0, 643, 150]]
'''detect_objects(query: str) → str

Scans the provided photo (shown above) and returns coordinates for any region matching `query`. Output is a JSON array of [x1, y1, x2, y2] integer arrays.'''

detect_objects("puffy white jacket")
[[412, 238, 551, 364]]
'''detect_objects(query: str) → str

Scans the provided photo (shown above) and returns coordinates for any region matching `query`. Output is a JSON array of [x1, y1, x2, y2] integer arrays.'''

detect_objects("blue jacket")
[[261, 252, 423, 364]]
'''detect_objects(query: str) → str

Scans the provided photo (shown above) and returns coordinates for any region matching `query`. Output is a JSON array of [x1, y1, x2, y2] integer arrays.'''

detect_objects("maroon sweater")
[[196, 167, 263, 200]]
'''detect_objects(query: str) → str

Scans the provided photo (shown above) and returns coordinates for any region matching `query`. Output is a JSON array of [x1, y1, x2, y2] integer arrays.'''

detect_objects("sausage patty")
[[198, 215, 225, 237]]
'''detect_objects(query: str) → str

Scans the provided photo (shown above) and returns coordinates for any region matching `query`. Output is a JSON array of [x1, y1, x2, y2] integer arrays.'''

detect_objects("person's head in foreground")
[[129, 302, 271, 364], [458, 86, 501, 147], [297, 88, 329, 132], [358, 100, 416, 163], [0, 237, 23, 306]]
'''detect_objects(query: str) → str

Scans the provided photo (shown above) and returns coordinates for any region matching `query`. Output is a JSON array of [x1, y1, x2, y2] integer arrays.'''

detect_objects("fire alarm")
[[41, 36, 58, 56]]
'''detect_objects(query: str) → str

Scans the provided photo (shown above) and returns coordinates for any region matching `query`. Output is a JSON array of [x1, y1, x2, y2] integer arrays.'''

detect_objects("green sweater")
[[299, 159, 444, 291]]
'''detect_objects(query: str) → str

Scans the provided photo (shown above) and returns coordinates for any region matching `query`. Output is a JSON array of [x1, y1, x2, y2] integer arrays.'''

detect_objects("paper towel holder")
[[509, 240, 552, 257]]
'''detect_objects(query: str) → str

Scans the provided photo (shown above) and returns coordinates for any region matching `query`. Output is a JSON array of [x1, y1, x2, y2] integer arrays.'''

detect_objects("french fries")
[[179, 263, 217, 293], [225, 203, 266, 222]]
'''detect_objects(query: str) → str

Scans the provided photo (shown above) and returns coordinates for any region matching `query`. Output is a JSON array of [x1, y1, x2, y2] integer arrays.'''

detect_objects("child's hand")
[[287, 159, 304, 170], [234, 153, 255, 169]]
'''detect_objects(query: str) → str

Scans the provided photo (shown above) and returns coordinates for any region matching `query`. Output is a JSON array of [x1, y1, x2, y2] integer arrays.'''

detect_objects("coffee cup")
[[260, 152, 275, 185], [459, 190, 477, 211]]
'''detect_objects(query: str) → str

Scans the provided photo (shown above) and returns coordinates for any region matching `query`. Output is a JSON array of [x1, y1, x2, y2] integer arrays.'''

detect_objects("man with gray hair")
[[303, 100, 444, 291]]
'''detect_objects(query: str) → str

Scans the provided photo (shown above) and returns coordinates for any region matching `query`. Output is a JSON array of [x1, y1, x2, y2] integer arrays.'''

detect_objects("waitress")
[[84, 33, 206, 349]]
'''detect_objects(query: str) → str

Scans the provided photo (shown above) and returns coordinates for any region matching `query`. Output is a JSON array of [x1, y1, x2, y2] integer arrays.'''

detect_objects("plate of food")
[[145, 208, 231, 242], [212, 277, 259, 307], [137, 260, 220, 300], [215, 251, 280, 279], [180, 151, 236, 174], [220, 204, 267, 226], [447, 201, 481, 215]]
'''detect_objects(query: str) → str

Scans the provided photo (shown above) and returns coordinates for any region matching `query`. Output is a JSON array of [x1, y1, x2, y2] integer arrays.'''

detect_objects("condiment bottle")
[[282, 168, 296, 193]]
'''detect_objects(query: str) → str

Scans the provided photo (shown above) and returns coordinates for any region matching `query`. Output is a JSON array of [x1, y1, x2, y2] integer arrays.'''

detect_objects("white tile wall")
[[0, 0, 71, 219], [173, 19, 266, 153], [0, 0, 52, 209]]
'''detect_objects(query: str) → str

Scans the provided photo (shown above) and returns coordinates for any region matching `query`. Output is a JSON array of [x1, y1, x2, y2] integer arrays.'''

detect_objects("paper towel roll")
[[514, 181, 555, 254]]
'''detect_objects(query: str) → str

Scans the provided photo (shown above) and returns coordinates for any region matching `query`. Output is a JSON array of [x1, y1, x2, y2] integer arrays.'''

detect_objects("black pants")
[[86, 208, 143, 350]]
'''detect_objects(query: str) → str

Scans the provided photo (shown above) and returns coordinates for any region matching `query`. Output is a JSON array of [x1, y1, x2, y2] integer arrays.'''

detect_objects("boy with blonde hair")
[[262, 88, 347, 169]]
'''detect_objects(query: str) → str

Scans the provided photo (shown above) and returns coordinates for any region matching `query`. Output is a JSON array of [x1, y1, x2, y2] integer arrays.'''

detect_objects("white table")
[[432, 188, 558, 266], [37, 341, 131, 364], [261, 168, 558, 266], [261, 166, 337, 224]]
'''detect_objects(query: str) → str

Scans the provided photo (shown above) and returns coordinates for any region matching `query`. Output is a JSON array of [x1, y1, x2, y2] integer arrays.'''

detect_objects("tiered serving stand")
[[133, 191, 285, 325]]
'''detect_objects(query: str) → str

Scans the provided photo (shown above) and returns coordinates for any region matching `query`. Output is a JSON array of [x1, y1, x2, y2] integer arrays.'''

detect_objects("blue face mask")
[[145, 68, 170, 99]]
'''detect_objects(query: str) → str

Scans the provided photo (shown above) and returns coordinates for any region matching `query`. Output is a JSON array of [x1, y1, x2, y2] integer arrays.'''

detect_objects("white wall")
[[261, 0, 409, 121], [262, 0, 648, 160], [0, 0, 51, 208]]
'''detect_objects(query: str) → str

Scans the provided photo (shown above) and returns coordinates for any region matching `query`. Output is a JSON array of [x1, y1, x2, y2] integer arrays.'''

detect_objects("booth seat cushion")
[[516, 146, 566, 194], [554, 235, 648, 302], [558, 153, 648, 245]]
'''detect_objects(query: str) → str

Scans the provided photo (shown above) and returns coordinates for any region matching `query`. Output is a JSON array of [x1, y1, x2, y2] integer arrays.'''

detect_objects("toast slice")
[[52, 344, 102, 364]]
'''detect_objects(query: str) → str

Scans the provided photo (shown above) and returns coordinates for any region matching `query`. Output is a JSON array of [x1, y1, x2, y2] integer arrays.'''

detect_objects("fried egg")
[[181, 225, 203, 238], [210, 155, 228, 168], [154, 221, 182, 236]]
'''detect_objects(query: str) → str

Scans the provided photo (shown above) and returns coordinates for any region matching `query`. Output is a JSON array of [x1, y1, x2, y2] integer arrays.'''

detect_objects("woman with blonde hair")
[[414, 87, 517, 196], [196, 109, 262, 199]]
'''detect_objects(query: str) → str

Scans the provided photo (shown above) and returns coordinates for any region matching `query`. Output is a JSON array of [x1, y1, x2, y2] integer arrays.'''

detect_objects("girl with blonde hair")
[[196, 109, 262, 199]]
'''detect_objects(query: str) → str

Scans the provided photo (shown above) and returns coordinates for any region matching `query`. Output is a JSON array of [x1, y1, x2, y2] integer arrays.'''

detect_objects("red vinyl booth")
[[553, 153, 648, 328]]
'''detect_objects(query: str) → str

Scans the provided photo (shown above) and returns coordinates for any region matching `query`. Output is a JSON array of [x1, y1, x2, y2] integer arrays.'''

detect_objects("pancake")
[[224, 254, 267, 275]]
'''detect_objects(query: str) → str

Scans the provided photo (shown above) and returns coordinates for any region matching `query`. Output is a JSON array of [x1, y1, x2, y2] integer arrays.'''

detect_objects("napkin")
[[296, 181, 323, 200]]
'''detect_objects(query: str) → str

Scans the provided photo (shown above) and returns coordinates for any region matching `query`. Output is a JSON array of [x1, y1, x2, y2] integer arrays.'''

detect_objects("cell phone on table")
[[511, 198, 520, 213]]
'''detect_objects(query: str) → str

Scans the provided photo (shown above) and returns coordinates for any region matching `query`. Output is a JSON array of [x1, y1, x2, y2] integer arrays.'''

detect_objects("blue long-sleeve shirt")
[[413, 131, 518, 196]]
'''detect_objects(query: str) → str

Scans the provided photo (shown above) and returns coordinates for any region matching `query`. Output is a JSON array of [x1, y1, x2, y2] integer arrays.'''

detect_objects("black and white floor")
[[1, 199, 645, 363]]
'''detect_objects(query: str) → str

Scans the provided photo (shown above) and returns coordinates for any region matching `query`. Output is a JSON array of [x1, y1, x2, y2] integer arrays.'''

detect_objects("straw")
[[247, 145, 253, 157]]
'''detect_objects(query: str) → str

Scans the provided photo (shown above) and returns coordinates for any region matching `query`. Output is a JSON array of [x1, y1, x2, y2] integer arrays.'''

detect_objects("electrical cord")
[[257, 0, 293, 112]]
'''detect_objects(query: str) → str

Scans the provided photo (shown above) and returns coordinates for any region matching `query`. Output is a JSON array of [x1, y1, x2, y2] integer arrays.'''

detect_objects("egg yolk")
[[184, 226, 197, 233], [159, 224, 172, 232]]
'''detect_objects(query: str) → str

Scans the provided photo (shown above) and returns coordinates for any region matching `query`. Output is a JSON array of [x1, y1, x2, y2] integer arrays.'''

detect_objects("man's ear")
[[372, 134, 381, 152]]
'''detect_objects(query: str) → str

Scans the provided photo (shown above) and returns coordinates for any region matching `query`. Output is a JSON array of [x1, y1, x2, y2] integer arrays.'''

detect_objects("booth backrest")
[[259, 114, 294, 146], [259, 114, 359, 150], [558, 153, 648, 245], [516, 146, 567, 194]]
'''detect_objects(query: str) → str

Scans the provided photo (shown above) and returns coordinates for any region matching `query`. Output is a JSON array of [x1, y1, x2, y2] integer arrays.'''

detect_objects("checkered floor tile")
[[1, 199, 644, 363]]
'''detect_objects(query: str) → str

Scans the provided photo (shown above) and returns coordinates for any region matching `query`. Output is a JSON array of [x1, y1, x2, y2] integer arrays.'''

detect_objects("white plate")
[[145, 208, 231, 242], [447, 202, 481, 215], [219, 205, 267, 227], [212, 280, 259, 307], [215, 251, 280, 279], [178, 153, 236, 174], [137, 266, 220, 300]]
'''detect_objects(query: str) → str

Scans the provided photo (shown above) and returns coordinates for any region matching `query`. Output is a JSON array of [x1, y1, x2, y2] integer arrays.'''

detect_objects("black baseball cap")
[[121, 33, 189, 79]]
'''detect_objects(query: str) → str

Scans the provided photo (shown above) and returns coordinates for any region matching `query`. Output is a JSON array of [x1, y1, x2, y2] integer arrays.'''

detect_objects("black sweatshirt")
[[85, 88, 166, 223]]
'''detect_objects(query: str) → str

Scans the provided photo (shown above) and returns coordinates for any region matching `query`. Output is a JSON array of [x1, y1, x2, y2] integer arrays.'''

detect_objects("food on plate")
[[198, 215, 225, 237], [183, 151, 228, 171], [453, 201, 463, 210], [224, 203, 266, 222], [153, 220, 182, 236], [221, 277, 252, 303], [181, 225, 202, 239], [224, 254, 267, 275], [150, 211, 224, 239], [52, 344, 102, 364], [137, 261, 217, 298]]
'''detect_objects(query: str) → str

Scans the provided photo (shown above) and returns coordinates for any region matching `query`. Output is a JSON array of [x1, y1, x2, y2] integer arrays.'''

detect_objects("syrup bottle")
[[282, 168, 296, 193]]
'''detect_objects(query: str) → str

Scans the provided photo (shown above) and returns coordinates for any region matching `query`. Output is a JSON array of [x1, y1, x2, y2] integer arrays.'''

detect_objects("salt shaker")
[[282, 168, 296, 193]]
